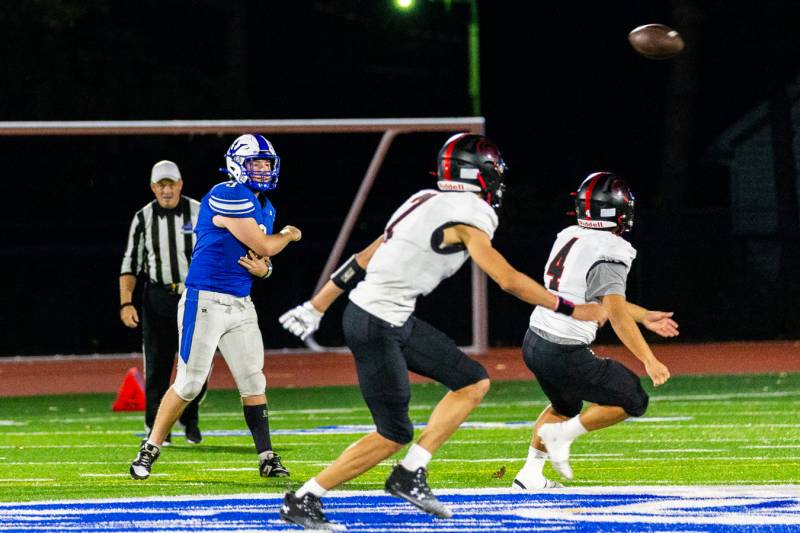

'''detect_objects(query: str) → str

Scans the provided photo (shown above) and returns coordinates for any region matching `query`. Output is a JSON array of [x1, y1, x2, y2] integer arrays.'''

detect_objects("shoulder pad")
[[596, 234, 637, 267], [442, 193, 498, 239], [207, 181, 257, 216], [209, 181, 251, 199]]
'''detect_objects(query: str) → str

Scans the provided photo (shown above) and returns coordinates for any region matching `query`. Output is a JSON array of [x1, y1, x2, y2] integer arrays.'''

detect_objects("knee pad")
[[172, 378, 205, 402], [236, 370, 266, 398], [377, 417, 414, 445], [366, 396, 414, 444], [623, 386, 649, 418], [444, 357, 490, 391]]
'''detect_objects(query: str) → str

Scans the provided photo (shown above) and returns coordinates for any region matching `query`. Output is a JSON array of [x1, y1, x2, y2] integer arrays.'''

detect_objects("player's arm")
[[213, 215, 301, 257], [603, 294, 670, 386], [446, 224, 607, 324], [279, 235, 384, 340], [626, 301, 679, 338]]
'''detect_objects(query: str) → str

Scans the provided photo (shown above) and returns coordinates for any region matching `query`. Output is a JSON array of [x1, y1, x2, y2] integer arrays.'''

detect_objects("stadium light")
[[392, 0, 481, 116]]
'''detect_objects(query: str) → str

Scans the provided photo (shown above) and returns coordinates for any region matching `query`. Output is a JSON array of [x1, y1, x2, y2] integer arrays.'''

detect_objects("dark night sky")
[[1, 0, 799, 355]]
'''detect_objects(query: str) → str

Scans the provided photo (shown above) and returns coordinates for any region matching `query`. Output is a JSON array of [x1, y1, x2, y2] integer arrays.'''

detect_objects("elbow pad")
[[330, 254, 366, 290]]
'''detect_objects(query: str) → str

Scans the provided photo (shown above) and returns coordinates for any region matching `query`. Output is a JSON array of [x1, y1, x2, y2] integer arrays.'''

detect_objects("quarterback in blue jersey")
[[130, 134, 302, 481]]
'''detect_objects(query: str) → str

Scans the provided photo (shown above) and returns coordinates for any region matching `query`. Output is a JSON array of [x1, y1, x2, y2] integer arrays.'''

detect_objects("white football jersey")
[[350, 189, 498, 326], [530, 225, 637, 344]]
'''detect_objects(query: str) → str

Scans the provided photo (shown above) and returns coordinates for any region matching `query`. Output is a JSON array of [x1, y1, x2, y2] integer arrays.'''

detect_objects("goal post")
[[0, 117, 490, 354]]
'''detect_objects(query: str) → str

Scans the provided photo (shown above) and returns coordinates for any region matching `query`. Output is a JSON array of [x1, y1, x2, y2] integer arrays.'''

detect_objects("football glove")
[[279, 301, 324, 340]]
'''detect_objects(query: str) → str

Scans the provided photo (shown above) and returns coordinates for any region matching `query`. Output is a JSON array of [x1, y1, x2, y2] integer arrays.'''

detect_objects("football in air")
[[628, 23, 685, 60]]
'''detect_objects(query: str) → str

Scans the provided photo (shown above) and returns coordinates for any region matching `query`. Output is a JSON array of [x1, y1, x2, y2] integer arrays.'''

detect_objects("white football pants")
[[173, 288, 266, 400]]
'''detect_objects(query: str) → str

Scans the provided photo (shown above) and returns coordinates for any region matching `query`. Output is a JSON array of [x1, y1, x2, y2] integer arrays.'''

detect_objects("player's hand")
[[572, 303, 608, 326], [120, 305, 139, 328], [238, 250, 272, 278], [279, 301, 323, 340], [645, 359, 670, 387], [642, 311, 679, 338], [280, 225, 302, 242]]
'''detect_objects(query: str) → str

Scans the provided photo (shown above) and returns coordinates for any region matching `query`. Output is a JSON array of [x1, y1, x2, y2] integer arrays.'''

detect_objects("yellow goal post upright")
[[0, 117, 489, 354]]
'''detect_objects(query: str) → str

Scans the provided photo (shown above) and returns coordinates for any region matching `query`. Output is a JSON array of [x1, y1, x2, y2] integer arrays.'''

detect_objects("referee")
[[119, 160, 206, 445]]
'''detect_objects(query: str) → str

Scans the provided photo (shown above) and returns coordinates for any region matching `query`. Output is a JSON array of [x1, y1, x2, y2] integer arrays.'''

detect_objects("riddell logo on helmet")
[[579, 219, 614, 228], [439, 182, 468, 191]]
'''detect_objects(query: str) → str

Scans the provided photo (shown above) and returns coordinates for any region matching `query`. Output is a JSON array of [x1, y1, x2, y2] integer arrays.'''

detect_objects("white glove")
[[279, 301, 324, 340]]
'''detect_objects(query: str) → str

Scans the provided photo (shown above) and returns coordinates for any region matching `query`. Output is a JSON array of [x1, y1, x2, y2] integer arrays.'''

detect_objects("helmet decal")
[[582, 172, 607, 219]]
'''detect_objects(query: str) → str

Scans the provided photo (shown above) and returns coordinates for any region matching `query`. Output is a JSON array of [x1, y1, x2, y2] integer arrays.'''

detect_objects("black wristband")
[[120, 302, 134, 311], [330, 254, 366, 290], [554, 296, 575, 316]]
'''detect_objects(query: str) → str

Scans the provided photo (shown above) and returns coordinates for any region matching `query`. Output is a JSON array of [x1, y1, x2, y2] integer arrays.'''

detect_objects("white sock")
[[528, 445, 548, 462], [562, 415, 588, 440], [145, 439, 160, 450], [518, 446, 547, 478], [258, 450, 274, 461], [400, 443, 432, 471], [295, 477, 327, 498]]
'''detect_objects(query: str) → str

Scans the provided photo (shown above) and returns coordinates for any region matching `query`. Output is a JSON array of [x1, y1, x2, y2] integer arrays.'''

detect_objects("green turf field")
[[1, 373, 798, 502]]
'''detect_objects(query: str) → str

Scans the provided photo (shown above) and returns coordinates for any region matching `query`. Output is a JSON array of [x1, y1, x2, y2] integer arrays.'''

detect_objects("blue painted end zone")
[[0, 487, 798, 532]]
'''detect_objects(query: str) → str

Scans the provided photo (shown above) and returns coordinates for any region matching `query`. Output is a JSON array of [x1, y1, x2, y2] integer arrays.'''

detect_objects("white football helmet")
[[225, 134, 281, 192]]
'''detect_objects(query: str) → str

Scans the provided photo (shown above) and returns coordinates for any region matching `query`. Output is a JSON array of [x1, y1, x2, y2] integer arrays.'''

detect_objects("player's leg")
[[579, 355, 649, 428], [178, 378, 207, 444], [402, 316, 489, 455], [283, 302, 410, 529], [521, 329, 585, 482], [217, 297, 287, 477], [313, 303, 411, 487], [377, 316, 488, 518], [546, 354, 647, 440], [511, 404, 568, 490], [537, 345, 646, 480], [130, 289, 220, 480], [170, 290, 206, 445]]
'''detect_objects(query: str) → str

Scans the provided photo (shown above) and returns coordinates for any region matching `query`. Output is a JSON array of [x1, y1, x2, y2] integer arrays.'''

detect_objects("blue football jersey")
[[185, 180, 276, 297]]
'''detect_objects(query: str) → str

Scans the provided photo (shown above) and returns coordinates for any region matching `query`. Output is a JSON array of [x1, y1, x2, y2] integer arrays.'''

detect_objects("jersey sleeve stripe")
[[210, 195, 252, 204], [208, 198, 256, 213]]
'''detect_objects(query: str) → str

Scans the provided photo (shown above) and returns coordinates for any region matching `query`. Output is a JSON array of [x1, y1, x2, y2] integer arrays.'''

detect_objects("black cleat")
[[184, 424, 202, 444], [259, 451, 290, 477], [130, 441, 160, 480], [384, 464, 452, 518], [280, 491, 343, 530]]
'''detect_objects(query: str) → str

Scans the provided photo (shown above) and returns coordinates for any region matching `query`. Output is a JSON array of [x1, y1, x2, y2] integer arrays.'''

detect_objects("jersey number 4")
[[546, 237, 578, 291], [384, 192, 437, 241]]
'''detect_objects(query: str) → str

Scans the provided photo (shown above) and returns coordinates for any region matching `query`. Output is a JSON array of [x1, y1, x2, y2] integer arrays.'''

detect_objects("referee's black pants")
[[142, 283, 207, 431]]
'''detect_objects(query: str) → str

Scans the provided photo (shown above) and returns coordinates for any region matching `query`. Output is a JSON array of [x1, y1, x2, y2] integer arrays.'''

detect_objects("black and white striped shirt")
[[120, 196, 201, 285]]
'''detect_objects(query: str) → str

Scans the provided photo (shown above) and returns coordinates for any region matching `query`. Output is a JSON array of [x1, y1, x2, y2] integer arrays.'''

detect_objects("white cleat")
[[511, 476, 564, 490], [538, 423, 574, 480]]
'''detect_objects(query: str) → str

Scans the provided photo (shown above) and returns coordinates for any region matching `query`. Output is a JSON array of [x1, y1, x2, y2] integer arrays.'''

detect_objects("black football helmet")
[[436, 133, 508, 209], [574, 172, 635, 233]]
